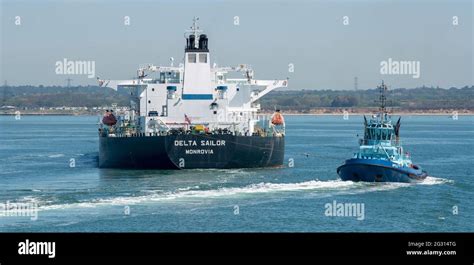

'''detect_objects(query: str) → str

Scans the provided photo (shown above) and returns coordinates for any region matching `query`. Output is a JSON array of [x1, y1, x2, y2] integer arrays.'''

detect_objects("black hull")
[[99, 134, 285, 169]]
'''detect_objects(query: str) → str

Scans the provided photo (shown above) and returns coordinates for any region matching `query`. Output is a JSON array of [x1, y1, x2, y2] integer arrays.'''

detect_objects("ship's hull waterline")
[[99, 134, 285, 169]]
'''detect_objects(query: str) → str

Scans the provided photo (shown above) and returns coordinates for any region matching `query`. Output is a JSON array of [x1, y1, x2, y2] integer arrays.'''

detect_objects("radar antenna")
[[186, 17, 203, 49], [377, 81, 388, 113]]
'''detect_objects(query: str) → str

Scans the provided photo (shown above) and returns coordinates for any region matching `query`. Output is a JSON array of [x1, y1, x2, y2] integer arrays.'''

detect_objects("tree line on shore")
[[0, 85, 472, 111]]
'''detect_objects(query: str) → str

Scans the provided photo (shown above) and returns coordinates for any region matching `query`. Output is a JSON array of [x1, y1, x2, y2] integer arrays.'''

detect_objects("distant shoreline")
[[282, 111, 474, 116], [1, 110, 473, 116]]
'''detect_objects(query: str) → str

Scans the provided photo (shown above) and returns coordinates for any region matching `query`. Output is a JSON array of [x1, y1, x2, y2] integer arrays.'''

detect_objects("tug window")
[[383, 129, 389, 140], [188, 54, 197, 63], [199, 54, 207, 63]]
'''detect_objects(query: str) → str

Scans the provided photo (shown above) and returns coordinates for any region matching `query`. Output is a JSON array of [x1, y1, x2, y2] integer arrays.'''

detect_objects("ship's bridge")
[[137, 65, 183, 85], [356, 114, 406, 162], [97, 17, 288, 137], [365, 122, 395, 143]]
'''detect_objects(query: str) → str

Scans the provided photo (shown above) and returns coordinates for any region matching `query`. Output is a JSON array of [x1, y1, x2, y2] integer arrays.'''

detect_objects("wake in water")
[[418, 176, 454, 185], [32, 176, 452, 211], [47, 154, 65, 158]]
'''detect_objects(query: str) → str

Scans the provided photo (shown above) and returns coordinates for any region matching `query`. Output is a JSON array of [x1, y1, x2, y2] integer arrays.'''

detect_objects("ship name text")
[[174, 140, 226, 147]]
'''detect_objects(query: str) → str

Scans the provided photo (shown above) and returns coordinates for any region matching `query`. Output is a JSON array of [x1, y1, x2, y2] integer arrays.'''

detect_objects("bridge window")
[[159, 72, 180, 84], [199, 54, 207, 63], [188, 53, 196, 63]]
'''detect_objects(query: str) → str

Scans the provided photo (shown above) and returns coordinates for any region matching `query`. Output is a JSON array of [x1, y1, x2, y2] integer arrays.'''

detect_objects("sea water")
[[0, 115, 472, 232]]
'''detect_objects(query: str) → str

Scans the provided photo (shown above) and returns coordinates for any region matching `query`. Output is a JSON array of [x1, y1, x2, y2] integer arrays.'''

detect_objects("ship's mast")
[[378, 81, 387, 112], [188, 16, 202, 49], [377, 81, 389, 121]]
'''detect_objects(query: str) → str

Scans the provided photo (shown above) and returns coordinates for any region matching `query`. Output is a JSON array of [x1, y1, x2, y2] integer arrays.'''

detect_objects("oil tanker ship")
[[97, 18, 288, 169]]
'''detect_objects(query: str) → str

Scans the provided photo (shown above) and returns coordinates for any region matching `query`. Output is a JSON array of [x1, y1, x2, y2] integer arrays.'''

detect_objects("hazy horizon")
[[2, 83, 472, 92], [1, 0, 473, 90]]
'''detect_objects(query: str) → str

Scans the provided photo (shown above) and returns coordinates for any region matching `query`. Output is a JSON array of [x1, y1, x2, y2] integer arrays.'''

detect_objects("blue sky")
[[1, 0, 472, 89]]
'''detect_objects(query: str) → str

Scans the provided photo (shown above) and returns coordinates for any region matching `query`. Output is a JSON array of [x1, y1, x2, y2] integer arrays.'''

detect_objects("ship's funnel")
[[199, 34, 208, 50], [188, 34, 196, 50]]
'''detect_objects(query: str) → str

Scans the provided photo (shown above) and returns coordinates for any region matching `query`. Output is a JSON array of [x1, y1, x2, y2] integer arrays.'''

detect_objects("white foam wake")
[[39, 180, 355, 210], [36, 177, 452, 211], [47, 154, 65, 158], [418, 176, 454, 185]]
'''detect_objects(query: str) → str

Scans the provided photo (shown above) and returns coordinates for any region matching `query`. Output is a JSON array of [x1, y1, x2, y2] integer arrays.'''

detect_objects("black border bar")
[[0, 233, 473, 260]]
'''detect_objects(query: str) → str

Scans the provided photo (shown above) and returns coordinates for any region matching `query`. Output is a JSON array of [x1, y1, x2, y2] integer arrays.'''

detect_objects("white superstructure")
[[98, 18, 288, 136]]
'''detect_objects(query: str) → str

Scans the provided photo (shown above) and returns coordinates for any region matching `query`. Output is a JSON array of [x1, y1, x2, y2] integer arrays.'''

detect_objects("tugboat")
[[337, 81, 428, 182], [96, 18, 288, 169]]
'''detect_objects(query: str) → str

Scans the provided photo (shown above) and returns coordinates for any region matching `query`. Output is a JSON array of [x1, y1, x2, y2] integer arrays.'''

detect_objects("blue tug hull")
[[337, 158, 427, 183]]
